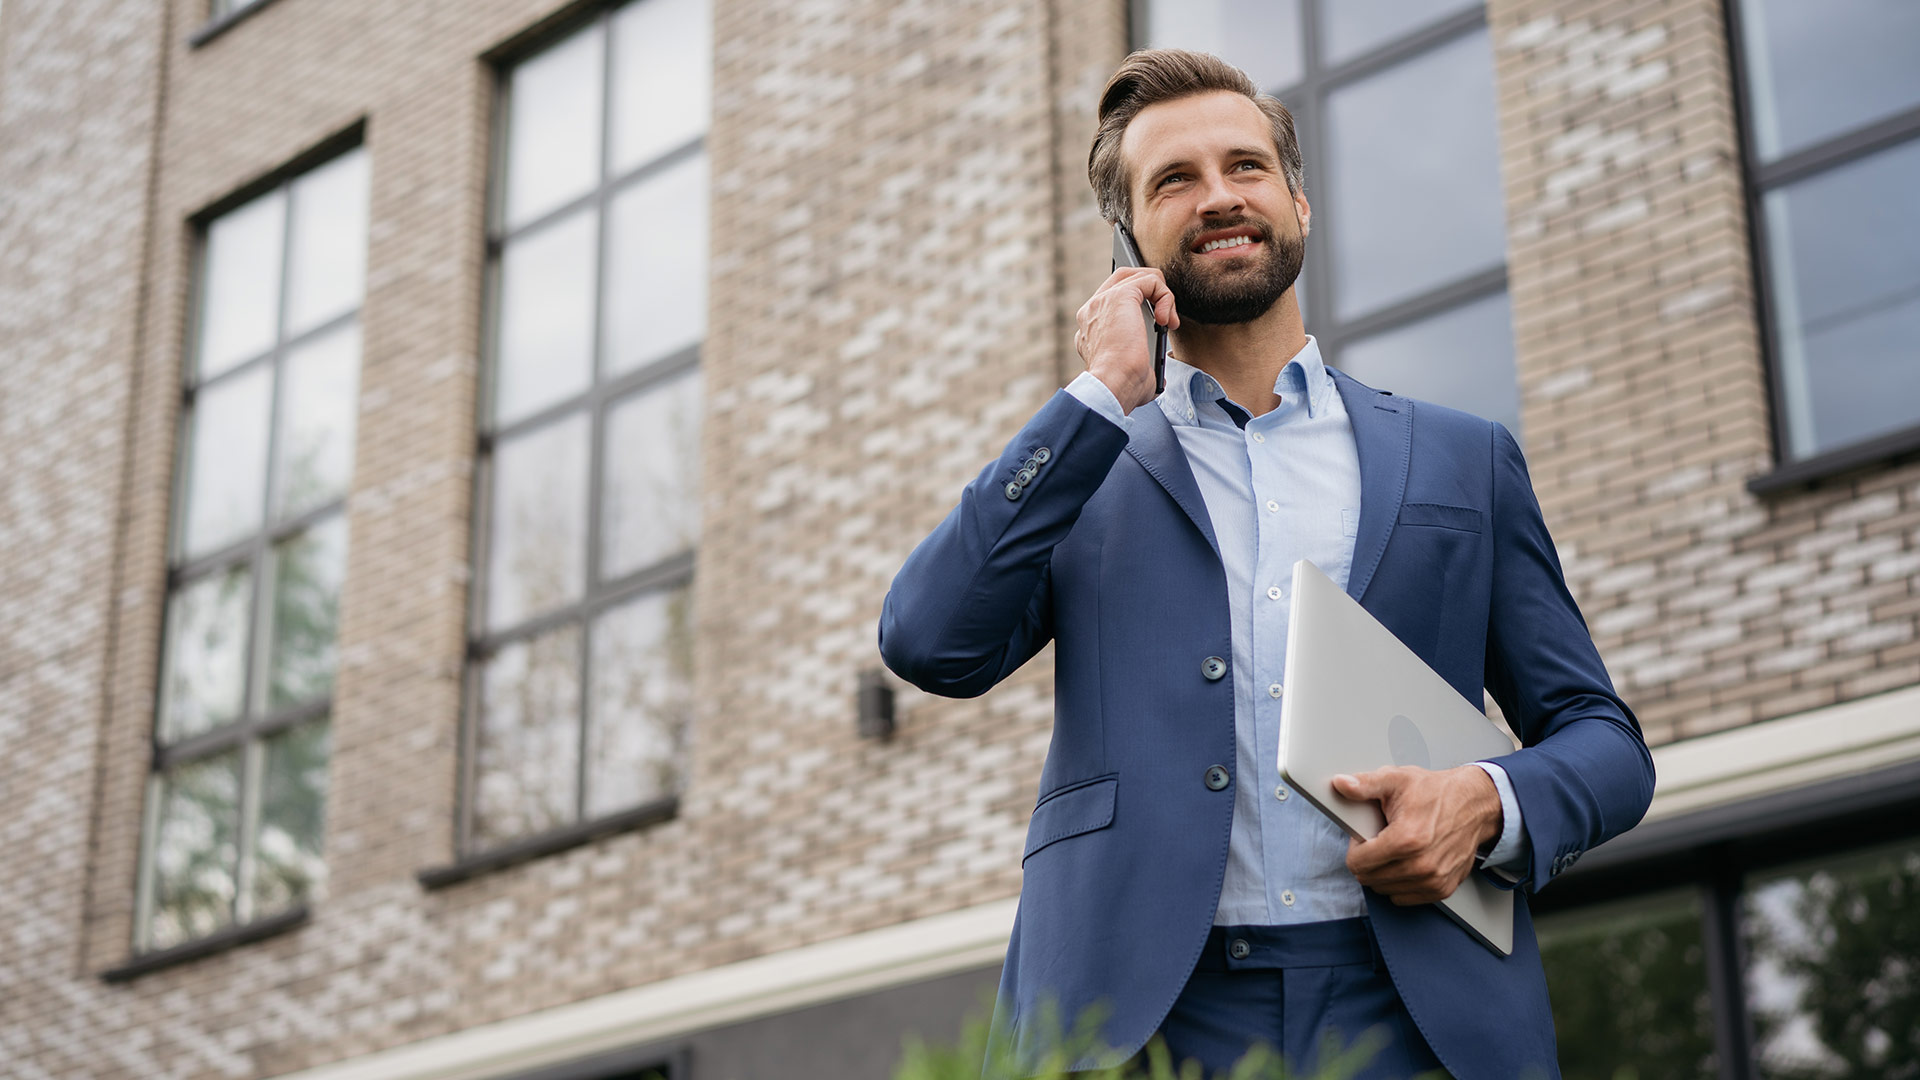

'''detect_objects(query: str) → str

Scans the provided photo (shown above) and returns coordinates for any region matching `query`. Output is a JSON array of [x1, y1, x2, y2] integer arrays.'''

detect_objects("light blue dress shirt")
[[1066, 337, 1524, 926]]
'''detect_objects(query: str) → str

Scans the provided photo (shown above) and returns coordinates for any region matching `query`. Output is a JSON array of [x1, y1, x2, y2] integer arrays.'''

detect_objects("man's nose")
[[1195, 170, 1243, 215]]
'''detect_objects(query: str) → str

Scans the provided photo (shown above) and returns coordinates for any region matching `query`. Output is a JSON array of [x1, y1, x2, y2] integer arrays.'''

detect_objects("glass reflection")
[[610, 0, 711, 173], [602, 153, 709, 377], [603, 369, 703, 579], [252, 720, 330, 915], [1738, 0, 1920, 161], [1763, 138, 1920, 459], [494, 208, 598, 426], [196, 190, 285, 380], [1321, 0, 1478, 65], [488, 414, 591, 630], [1539, 890, 1717, 1080], [148, 752, 240, 951], [475, 625, 583, 845], [160, 565, 253, 744], [586, 586, 694, 817], [284, 149, 370, 337], [182, 362, 272, 557], [1335, 291, 1518, 436], [273, 320, 361, 519], [1325, 27, 1505, 319], [1143, 0, 1303, 95], [267, 516, 349, 711], [1745, 841, 1920, 1079], [504, 25, 605, 229]]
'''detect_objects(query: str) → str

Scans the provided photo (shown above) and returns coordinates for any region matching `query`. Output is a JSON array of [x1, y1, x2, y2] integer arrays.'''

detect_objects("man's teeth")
[[1200, 235, 1254, 253]]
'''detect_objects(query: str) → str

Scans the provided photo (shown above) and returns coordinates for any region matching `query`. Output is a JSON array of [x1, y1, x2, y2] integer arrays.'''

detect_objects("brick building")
[[1, 0, 1915, 1077]]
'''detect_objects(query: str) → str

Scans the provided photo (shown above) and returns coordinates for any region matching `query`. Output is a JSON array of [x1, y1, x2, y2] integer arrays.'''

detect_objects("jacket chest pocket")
[[1398, 502, 1482, 533], [1022, 774, 1118, 863]]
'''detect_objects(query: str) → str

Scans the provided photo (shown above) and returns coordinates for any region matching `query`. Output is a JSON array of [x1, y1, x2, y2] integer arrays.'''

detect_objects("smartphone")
[[1111, 223, 1170, 397]]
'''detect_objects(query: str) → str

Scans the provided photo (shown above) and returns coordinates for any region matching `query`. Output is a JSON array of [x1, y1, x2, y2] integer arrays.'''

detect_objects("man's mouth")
[[1199, 235, 1257, 254], [1189, 226, 1266, 257]]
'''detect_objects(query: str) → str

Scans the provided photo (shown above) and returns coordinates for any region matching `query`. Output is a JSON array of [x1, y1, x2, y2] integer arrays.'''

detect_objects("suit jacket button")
[[1201, 656, 1227, 681], [1034, 447, 1051, 463], [1005, 481, 1022, 500], [1228, 938, 1251, 960], [1205, 765, 1230, 791]]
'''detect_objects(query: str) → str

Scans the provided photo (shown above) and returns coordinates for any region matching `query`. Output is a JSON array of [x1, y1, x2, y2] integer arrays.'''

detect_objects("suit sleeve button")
[[1204, 765, 1230, 791], [1201, 656, 1227, 681], [1034, 447, 1051, 463], [1004, 482, 1022, 500]]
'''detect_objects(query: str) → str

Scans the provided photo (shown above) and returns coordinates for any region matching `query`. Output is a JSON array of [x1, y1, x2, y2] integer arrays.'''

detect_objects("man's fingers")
[[1332, 769, 1398, 801]]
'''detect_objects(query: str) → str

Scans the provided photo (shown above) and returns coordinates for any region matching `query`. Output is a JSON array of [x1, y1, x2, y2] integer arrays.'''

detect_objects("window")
[[463, 0, 708, 858], [1135, 0, 1519, 435], [1732, 0, 1920, 470], [136, 147, 368, 954]]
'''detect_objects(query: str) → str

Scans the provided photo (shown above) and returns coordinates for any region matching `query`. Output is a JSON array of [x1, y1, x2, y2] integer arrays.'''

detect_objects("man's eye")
[[1158, 173, 1186, 187]]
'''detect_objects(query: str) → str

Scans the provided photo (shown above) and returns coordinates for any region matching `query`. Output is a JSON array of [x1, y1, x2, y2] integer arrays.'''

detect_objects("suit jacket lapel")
[[1125, 402, 1221, 561], [1333, 368, 1410, 604]]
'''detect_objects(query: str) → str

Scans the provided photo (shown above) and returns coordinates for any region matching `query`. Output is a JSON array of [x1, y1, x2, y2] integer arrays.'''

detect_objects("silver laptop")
[[1277, 559, 1519, 956]]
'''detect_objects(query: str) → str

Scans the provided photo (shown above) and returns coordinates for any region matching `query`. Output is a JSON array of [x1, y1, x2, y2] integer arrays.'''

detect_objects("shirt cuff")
[[1473, 760, 1527, 881], [1065, 371, 1132, 432]]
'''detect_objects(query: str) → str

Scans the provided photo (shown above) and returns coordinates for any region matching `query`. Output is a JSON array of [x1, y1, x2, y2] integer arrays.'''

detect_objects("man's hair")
[[1088, 49, 1306, 227]]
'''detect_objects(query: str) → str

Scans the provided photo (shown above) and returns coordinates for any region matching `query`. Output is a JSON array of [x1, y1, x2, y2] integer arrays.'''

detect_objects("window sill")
[[418, 797, 679, 890], [188, 0, 286, 49], [1747, 421, 1920, 495], [100, 905, 309, 982]]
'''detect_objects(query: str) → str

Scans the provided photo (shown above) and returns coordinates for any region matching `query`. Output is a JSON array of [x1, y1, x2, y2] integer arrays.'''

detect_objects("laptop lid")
[[1277, 559, 1518, 956]]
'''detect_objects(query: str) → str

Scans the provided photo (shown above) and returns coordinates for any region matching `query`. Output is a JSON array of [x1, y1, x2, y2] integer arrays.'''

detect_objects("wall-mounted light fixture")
[[857, 668, 896, 740]]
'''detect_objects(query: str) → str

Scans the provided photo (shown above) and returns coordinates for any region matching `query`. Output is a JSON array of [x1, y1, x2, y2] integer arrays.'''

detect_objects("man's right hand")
[[1074, 266, 1178, 414]]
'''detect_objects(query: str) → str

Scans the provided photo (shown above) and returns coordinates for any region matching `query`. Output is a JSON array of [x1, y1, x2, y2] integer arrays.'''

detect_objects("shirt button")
[[1251, 432, 1265, 443], [1267, 585, 1282, 601], [1186, 407, 1196, 421], [1275, 785, 1289, 801], [1265, 500, 1279, 513], [1281, 890, 1296, 907], [1268, 682, 1283, 698]]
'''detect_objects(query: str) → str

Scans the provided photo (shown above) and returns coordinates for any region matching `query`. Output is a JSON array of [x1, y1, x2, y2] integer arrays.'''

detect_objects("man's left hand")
[[1332, 765, 1502, 906]]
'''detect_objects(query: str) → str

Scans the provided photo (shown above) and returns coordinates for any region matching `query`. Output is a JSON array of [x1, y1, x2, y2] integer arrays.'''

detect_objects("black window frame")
[[1724, 0, 1920, 494], [131, 126, 368, 964], [1127, 0, 1510, 390], [1536, 757, 1920, 1080], [427, 0, 707, 885]]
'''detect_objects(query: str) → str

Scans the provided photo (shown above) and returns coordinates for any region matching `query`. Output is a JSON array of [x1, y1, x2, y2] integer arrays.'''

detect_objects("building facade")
[[0, 0, 1914, 1077]]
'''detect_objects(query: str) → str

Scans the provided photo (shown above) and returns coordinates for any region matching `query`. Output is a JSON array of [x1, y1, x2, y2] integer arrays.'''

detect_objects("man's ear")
[[1294, 189, 1312, 238]]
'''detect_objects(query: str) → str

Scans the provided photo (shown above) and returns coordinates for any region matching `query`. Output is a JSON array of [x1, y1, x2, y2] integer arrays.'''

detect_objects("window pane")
[[147, 752, 241, 951], [1325, 27, 1505, 319], [1738, 0, 1920, 162], [284, 149, 370, 337], [1745, 840, 1920, 1078], [494, 208, 599, 426], [272, 320, 360, 519], [488, 414, 590, 630], [160, 564, 253, 744], [586, 586, 693, 817], [266, 516, 349, 711], [1763, 138, 1920, 459], [251, 719, 330, 917], [183, 353, 273, 559], [1322, 0, 1479, 65], [602, 152, 709, 377], [504, 25, 605, 229], [474, 625, 582, 845], [196, 190, 285, 380], [603, 368, 703, 579], [1335, 291, 1518, 435], [610, 0, 711, 174], [1142, 0, 1303, 95], [1538, 890, 1717, 1080]]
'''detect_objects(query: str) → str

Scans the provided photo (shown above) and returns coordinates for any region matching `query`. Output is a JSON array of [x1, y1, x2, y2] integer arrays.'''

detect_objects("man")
[[880, 49, 1654, 1080]]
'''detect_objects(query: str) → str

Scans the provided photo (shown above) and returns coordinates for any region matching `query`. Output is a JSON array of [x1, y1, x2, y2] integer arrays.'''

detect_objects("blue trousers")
[[1152, 920, 1450, 1079]]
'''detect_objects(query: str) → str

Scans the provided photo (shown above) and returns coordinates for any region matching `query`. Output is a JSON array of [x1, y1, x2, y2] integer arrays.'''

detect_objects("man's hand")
[[1074, 266, 1178, 414], [1333, 765, 1502, 906]]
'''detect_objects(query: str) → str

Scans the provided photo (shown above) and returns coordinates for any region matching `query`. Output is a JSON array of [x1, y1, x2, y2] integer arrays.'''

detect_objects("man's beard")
[[1161, 218, 1305, 325]]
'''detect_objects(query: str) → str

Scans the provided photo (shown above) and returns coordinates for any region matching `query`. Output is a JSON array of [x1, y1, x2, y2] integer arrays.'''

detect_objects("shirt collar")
[[1159, 335, 1332, 428]]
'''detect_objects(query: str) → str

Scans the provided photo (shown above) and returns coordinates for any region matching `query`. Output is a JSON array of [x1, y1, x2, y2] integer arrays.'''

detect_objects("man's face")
[[1120, 91, 1310, 325]]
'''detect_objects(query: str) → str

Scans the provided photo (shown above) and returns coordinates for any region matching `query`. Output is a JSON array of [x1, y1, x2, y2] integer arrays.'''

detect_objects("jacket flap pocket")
[[1022, 775, 1118, 863], [1398, 502, 1482, 533]]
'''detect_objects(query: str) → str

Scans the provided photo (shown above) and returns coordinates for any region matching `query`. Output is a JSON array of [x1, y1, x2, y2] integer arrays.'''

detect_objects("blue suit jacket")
[[879, 370, 1655, 1080]]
